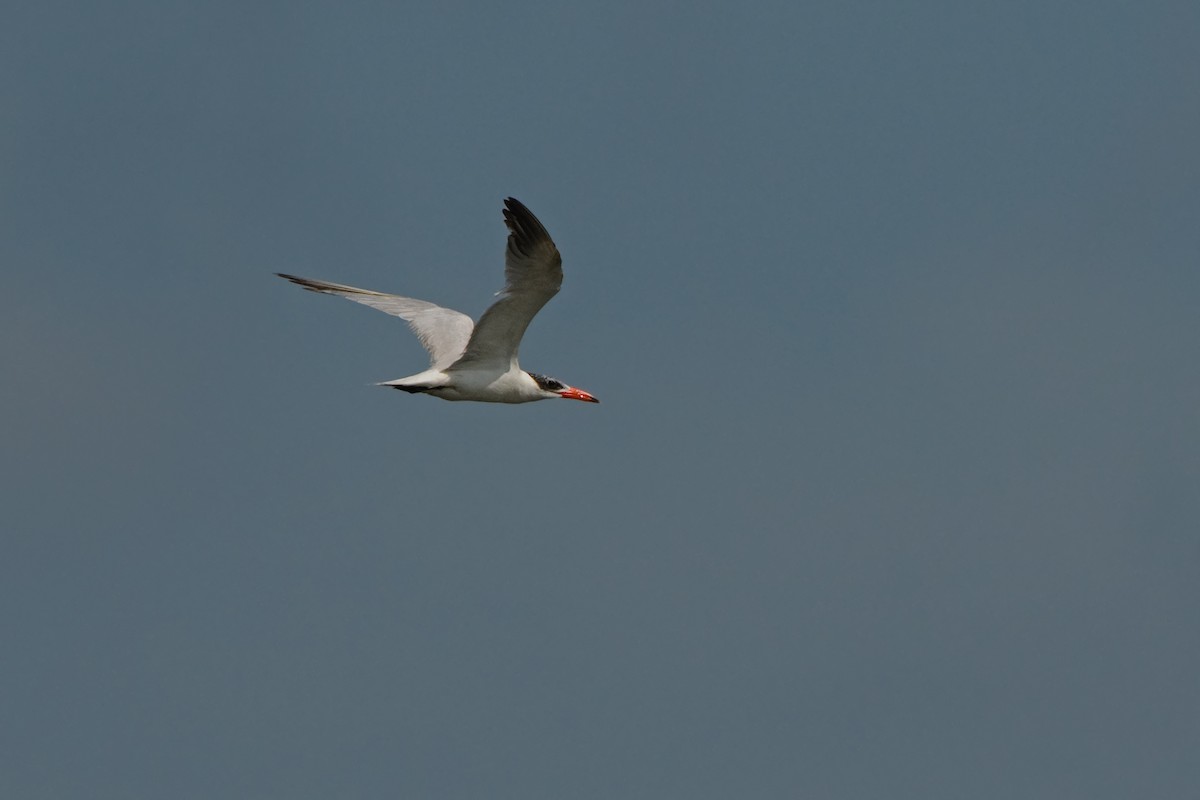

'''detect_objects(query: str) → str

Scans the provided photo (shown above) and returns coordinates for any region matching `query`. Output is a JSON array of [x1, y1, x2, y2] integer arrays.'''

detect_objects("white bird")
[[278, 197, 598, 404]]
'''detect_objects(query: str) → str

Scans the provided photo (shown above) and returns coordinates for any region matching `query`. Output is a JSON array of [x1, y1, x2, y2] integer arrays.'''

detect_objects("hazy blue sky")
[[3, 2, 1198, 797]]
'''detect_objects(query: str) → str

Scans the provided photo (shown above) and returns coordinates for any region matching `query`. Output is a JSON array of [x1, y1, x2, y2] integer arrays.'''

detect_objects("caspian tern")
[[278, 197, 598, 404]]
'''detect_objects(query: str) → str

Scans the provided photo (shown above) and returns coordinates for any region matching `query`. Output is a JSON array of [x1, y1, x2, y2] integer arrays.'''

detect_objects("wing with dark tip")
[[276, 273, 474, 369], [450, 198, 563, 370]]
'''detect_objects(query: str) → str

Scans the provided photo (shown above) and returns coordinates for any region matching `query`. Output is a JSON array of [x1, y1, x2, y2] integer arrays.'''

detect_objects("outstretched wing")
[[277, 274, 474, 369], [450, 197, 563, 371]]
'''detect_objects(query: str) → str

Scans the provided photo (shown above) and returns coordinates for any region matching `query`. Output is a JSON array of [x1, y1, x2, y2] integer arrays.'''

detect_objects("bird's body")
[[380, 365, 547, 403], [278, 198, 598, 405]]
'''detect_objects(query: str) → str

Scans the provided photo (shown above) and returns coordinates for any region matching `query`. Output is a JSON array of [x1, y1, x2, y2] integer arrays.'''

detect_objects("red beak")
[[559, 386, 599, 403]]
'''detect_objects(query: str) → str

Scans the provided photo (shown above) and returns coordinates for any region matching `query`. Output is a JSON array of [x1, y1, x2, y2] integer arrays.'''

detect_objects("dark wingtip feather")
[[277, 273, 315, 286], [276, 273, 343, 295], [276, 273, 319, 291], [502, 197, 555, 258]]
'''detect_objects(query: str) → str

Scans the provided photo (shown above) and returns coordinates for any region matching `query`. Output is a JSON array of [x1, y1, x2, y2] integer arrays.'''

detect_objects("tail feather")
[[377, 370, 449, 394]]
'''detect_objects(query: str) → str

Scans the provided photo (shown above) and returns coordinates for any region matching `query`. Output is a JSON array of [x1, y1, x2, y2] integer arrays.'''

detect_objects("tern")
[[278, 197, 598, 404]]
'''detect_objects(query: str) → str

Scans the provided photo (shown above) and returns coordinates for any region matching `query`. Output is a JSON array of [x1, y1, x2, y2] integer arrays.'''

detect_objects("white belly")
[[428, 367, 544, 403]]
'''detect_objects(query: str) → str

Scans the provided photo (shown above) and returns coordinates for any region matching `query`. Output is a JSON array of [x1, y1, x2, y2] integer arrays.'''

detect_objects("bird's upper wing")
[[450, 197, 563, 371], [277, 274, 474, 369]]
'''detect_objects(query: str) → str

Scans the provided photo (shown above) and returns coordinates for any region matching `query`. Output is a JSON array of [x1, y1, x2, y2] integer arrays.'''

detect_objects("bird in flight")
[[278, 197, 598, 404]]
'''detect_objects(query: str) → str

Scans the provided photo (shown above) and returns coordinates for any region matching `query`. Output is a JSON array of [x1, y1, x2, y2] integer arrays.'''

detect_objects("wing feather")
[[450, 198, 563, 370], [276, 274, 474, 369]]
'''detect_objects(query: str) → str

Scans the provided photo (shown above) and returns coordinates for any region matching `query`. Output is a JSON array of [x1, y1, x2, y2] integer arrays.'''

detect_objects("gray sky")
[[3, 1, 1198, 797]]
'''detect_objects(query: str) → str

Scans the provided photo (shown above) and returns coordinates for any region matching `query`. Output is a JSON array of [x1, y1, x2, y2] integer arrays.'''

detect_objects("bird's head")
[[529, 372, 599, 403]]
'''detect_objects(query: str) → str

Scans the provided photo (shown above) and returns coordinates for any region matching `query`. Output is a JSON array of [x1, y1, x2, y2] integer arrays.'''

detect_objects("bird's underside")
[[278, 197, 598, 405]]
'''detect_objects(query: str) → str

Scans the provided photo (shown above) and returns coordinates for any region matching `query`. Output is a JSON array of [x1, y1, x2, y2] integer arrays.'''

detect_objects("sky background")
[[3, 1, 1198, 797]]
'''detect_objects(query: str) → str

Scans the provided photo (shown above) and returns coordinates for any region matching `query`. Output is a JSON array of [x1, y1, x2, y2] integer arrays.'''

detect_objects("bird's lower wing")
[[277, 273, 474, 369]]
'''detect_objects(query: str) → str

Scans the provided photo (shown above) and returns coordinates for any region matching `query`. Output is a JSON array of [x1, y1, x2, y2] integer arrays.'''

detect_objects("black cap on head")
[[528, 372, 566, 392]]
